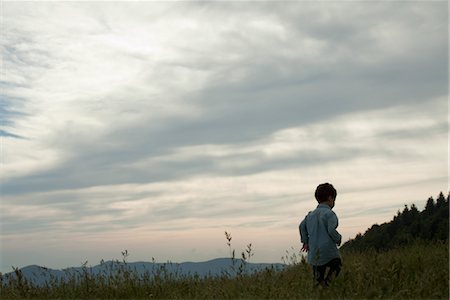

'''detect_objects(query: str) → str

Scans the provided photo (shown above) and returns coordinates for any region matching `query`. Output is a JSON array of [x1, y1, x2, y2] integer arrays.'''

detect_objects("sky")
[[0, 1, 448, 274]]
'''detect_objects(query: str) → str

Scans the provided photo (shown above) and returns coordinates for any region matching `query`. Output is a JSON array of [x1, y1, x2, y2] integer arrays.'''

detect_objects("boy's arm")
[[299, 216, 309, 246], [327, 212, 342, 246]]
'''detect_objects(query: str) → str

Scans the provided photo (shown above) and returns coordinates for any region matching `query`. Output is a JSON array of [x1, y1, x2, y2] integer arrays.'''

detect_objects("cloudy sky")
[[1, 1, 448, 273]]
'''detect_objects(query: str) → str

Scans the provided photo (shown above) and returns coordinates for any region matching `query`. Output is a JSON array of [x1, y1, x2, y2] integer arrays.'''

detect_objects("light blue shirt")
[[299, 203, 342, 266]]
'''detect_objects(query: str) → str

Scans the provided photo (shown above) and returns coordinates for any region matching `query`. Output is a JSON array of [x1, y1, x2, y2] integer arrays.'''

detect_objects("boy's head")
[[315, 183, 337, 204]]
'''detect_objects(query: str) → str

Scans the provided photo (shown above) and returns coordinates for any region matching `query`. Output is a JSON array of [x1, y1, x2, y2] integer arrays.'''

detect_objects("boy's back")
[[301, 203, 341, 266]]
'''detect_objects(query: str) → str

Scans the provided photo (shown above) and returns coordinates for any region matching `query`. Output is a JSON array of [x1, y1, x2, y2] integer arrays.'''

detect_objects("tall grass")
[[1, 239, 448, 299]]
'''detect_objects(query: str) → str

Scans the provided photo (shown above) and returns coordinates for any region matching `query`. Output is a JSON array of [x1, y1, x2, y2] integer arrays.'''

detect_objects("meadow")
[[1, 240, 448, 299]]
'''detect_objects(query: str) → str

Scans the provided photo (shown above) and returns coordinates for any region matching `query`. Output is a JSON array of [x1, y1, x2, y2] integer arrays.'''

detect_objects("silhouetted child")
[[299, 183, 342, 287]]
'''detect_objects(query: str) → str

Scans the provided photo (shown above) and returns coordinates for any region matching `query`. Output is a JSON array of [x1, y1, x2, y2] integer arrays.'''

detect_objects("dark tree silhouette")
[[341, 192, 449, 252]]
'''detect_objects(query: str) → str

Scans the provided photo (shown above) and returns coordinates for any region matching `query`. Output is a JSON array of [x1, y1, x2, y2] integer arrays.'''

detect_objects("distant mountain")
[[341, 191, 449, 252], [1, 258, 285, 287]]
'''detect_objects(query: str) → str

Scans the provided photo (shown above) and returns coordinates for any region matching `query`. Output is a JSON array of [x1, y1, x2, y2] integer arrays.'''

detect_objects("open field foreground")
[[1, 241, 448, 299]]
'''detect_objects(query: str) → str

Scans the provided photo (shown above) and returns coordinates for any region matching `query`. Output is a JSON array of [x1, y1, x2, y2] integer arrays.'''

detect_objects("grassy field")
[[1, 240, 448, 299]]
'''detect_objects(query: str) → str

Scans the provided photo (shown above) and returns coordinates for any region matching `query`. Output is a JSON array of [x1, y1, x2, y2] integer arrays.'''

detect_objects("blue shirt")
[[299, 203, 342, 266]]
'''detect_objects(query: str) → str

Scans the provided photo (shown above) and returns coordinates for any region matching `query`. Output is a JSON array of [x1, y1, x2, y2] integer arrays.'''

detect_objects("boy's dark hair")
[[315, 183, 337, 203]]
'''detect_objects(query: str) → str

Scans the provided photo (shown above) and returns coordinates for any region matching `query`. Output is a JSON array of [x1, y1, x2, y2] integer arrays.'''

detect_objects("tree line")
[[341, 191, 449, 252]]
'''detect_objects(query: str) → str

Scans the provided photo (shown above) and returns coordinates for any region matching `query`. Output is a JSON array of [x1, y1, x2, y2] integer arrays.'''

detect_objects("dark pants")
[[313, 258, 342, 287]]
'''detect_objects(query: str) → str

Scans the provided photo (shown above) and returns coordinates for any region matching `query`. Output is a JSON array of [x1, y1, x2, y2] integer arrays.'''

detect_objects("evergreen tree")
[[425, 197, 435, 215], [436, 192, 446, 208]]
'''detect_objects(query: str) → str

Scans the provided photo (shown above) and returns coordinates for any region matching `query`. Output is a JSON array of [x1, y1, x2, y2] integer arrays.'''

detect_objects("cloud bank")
[[1, 1, 448, 272]]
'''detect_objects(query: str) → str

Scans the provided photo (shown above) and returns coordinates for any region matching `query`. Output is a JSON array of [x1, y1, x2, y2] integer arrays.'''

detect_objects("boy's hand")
[[301, 243, 309, 252]]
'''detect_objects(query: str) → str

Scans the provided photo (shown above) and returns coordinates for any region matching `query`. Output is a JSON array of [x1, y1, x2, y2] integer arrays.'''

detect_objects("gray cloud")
[[3, 102, 445, 196], [0, 129, 24, 139]]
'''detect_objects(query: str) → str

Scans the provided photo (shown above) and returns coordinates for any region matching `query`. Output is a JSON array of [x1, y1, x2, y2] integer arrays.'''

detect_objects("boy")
[[299, 183, 342, 287]]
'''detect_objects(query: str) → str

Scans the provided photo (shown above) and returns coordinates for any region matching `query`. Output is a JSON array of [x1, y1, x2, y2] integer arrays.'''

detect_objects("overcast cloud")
[[1, 2, 448, 273]]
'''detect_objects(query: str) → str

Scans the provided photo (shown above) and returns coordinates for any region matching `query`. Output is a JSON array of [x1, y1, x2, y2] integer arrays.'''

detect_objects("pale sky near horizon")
[[1, 1, 448, 274]]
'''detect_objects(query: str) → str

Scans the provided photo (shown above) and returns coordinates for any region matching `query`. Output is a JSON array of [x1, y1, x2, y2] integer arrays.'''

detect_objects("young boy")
[[299, 183, 342, 287]]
